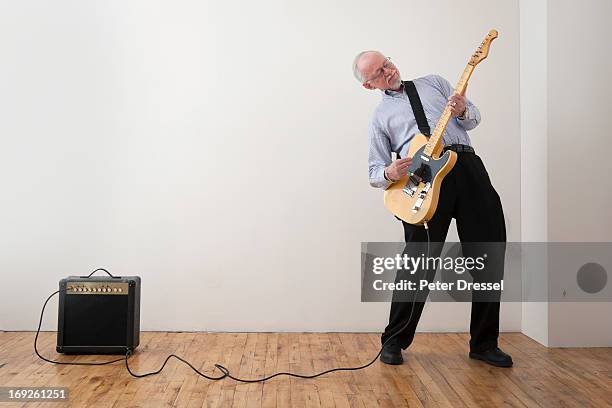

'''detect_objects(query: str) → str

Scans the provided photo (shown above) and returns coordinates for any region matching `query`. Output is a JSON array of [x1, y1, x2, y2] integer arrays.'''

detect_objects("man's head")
[[353, 50, 402, 91]]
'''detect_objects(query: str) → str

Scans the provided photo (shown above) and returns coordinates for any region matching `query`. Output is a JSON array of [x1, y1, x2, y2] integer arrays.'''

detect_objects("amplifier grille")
[[63, 294, 128, 347]]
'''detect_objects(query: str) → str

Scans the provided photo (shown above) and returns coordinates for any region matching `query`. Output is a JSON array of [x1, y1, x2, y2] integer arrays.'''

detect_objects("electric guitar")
[[383, 29, 498, 225]]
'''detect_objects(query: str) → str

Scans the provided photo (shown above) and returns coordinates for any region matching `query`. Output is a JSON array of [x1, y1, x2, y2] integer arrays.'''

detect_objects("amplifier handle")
[[80, 268, 121, 279]]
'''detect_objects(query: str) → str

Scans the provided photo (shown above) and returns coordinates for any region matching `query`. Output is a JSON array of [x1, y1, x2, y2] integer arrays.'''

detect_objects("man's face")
[[358, 52, 402, 91]]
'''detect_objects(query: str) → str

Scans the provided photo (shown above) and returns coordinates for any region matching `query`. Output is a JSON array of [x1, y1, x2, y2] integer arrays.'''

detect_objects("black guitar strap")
[[403, 80, 431, 137]]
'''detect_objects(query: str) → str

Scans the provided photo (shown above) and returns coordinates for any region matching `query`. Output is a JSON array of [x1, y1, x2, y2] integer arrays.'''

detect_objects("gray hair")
[[352, 50, 383, 83]]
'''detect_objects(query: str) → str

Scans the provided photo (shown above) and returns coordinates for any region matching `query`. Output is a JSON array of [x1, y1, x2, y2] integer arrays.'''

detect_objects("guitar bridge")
[[403, 172, 422, 197], [411, 182, 431, 213]]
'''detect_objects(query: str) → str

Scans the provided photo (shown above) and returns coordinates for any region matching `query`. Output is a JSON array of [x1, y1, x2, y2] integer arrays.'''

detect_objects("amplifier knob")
[[113, 288, 117, 292], [118, 288, 123, 293]]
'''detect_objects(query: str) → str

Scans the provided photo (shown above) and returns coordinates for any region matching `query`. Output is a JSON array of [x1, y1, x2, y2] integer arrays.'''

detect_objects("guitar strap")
[[403, 80, 431, 137], [393, 81, 431, 222]]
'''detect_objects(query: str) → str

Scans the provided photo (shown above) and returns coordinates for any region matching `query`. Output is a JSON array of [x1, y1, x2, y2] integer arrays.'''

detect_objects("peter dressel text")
[[372, 280, 504, 291]]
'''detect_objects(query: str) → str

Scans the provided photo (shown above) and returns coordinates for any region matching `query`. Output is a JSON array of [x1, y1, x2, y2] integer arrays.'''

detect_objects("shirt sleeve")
[[430, 74, 481, 131], [368, 119, 393, 190]]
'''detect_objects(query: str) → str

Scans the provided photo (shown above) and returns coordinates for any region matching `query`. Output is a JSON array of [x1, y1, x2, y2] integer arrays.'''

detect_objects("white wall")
[[546, 0, 612, 347], [520, 0, 612, 347], [519, 0, 549, 346], [0, 0, 521, 333]]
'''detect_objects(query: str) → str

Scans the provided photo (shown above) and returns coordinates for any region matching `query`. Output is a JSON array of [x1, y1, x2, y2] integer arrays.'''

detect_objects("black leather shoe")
[[469, 347, 513, 367], [380, 343, 403, 365]]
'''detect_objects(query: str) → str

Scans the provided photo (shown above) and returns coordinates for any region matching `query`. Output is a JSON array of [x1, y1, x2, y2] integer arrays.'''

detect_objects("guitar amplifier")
[[56, 275, 141, 355]]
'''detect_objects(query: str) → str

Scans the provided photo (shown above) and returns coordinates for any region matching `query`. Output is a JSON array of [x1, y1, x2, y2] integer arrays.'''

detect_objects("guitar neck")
[[424, 64, 476, 157]]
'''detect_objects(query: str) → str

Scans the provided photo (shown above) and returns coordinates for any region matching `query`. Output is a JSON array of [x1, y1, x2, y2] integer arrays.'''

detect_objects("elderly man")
[[354, 50, 512, 368]]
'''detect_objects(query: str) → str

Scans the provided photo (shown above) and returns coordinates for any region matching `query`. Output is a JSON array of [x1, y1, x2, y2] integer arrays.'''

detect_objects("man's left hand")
[[447, 94, 467, 117]]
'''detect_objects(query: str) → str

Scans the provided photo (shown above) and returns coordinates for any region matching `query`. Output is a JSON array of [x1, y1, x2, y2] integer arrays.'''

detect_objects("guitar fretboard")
[[423, 64, 475, 157]]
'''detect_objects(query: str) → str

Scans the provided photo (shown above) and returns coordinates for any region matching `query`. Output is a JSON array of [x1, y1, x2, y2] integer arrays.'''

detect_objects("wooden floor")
[[0, 332, 611, 408]]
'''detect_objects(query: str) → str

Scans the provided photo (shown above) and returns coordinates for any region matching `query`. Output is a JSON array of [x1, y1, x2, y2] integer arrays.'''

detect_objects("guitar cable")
[[34, 224, 431, 383]]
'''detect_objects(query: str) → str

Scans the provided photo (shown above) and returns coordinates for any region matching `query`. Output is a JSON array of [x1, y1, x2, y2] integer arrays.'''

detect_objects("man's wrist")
[[384, 167, 395, 182], [458, 106, 469, 120]]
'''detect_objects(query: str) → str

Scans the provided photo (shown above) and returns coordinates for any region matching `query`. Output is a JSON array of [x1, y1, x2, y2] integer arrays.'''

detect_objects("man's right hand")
[[384, 157, 413, 182]]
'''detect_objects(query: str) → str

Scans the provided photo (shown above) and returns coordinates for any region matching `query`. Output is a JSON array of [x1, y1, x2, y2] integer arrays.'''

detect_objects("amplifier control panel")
[[64, 282, 129, 295]]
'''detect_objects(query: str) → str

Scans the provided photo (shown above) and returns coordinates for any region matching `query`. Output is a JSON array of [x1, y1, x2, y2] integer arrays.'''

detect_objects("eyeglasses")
[[364, 56, 395, 84]]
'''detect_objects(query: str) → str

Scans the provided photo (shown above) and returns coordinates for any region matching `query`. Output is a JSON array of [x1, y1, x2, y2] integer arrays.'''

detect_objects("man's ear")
[[362, 82, 374, 90]]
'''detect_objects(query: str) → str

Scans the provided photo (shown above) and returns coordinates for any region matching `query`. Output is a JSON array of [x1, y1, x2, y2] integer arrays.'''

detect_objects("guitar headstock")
[[468, 29, 498, 66]]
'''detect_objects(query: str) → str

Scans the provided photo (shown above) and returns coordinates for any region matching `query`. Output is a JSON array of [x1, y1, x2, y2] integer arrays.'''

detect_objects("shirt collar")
[[381, 82, 405, 98]]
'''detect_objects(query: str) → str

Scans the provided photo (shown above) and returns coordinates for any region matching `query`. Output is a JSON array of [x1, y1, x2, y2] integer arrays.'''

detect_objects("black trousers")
[[380, 150, 506, 353]]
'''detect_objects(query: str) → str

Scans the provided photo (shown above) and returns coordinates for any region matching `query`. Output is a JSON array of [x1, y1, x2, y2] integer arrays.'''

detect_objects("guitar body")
[[383, 133, 457, 225]]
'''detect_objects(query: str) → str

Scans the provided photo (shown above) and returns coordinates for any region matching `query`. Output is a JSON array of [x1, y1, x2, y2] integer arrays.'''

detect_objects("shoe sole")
[[469, 352, 513, 368], [379, 355, 403, 365]]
